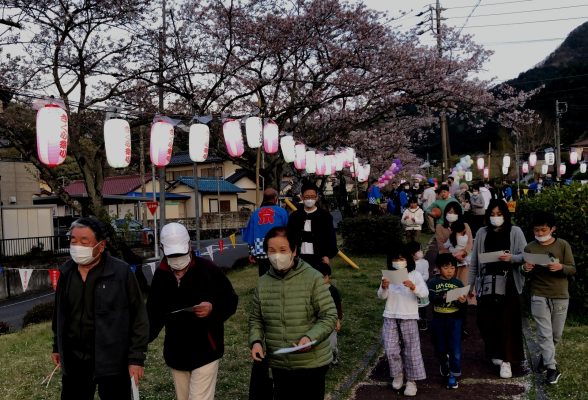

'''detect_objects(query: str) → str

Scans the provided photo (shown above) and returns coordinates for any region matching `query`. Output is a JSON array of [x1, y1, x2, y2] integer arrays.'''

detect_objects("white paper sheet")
[[523, 252, 553, 266], [273, 340, 318, 355], [131, 377, 140, 400], [478, 251, 508, 264], [445, 285, 471, 303], [381, 269, 409, 285]]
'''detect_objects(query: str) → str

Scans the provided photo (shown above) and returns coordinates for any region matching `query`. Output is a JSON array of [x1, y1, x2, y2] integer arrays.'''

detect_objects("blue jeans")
[[431, 317, 462, 376], [530, 296, 569, 370]]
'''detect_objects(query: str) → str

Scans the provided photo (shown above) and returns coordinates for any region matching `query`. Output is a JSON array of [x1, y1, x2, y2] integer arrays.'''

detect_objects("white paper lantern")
[[502, 166, 509, 175], [263, 120, 279, 154], [502, 154, 511, 169], [570, 148, 578, 165], [245, 117, 262, 149], [522, 162, 529, 174], [545, 151, 555, 166], [577, 147, 584, 161], [465, 171, 473, 182], [476, 156, 484, 170], [335, 152, 345, 171], [315, 153, 326, 175], [280, 136, 296, 163], [223, 119, 244, 157], [559, 163, 566, 175], [326, 155, 336, 175], [189, 123, 209, 162], [150, 120, 174, 167], [580, 162, 587, 174], [483, 167, 489, 179], [541, 164, 548, 175], [36, 104, 68, 167], [305, 150, 316, 174], [529, 152, 537, 167], [104, 119, 131, 168], [294, 144, 306, 170], [344, 147, 355, 167]]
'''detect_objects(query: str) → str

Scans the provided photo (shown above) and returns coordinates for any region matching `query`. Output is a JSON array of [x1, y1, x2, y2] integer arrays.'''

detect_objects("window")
[[201, 166, 222, 177], [168, 169, 192, 180], [209, 199, 218, 213], [208, 199, 231, 212], [220, 200, 231, 212]]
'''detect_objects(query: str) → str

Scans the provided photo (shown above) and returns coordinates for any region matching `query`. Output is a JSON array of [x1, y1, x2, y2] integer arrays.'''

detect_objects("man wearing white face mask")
[[147, 223, 238, 400], [51, 217, 149, 400], [287, 181, 338, 270]]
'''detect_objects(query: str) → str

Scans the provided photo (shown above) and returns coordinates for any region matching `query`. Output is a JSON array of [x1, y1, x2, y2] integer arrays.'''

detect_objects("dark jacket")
[[52, 253, 149, 377], [287, 207, 338, 259], [147, 254, 238, 371]]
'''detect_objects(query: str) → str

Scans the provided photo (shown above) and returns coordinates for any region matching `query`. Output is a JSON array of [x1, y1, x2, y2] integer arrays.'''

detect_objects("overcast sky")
[[363, 0, 588, 83]]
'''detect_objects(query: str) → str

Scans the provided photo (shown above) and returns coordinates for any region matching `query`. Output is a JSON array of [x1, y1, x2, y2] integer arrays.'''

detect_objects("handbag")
[[476, 273, 507, 297]]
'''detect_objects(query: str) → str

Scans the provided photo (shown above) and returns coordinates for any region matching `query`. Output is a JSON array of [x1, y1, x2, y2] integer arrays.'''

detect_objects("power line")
[[456, 0, 481, 35], [450, 4, 588, 19], [463, 15, 588, 28], [442, 0, 537, 10], [483, 37, 565, 45]]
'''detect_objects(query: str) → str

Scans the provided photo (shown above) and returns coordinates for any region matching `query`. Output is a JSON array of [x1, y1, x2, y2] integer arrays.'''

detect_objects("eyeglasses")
[[302, 196, 317, 200]]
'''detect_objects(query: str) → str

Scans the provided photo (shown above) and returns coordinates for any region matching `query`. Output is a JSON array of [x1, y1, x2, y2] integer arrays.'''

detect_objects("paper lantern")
[[335, 152, 345, 171], [315, 153, 326, 175], [189, 123, 209, 162], [326, 155, 336, 175], [344, 147, 355, 167], [280, 136, 296, 163], [305, 150, 316, 173], [580, 162, 587, 174], [245, 117, 262, 148], [263, 120, 279, 154], [483, 167, 489, 179], [577, 147, 584, 161], [529, 152, 537, 167], [559, 163, 566, 175], [104, 119, 131, 168], [294, 144, 306, 170], [522, 162, 529, 174], [465, 171, 473, 181], [36, 104, 68, 167], [223, 119, 244, 157], [150, 120, 174, 167], [569, 148, 578, 165], [545, 151, 555, 166], [541, 164, 548, 175], [476, 156, 484, 170], [502, 166, 509, 175], [502, 154, 511, 169]]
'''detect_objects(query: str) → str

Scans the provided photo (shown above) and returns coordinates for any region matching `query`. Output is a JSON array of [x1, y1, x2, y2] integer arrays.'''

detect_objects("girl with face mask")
[[435, 202, 473, 266], [249, 227, 337, 400], [442, 220, 472, 286], [467, 199, 528, 380]]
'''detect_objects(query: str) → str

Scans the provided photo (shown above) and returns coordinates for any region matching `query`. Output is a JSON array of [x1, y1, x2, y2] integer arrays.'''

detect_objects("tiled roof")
[[168, 151, 224, 166], [64, 174, 153, 196], [226, 168, 254, 183], [174, 176, 245, 193]]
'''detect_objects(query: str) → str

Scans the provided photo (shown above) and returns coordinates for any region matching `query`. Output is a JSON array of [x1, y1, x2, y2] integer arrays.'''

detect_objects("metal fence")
[[0, 235, 71, 259]]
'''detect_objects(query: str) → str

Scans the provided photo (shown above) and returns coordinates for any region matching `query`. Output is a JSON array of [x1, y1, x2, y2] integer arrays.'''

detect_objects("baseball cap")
[[160, 223, 190, 256]]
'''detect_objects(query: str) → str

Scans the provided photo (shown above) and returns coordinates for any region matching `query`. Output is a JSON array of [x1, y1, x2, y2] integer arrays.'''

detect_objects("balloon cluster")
[[376, 159, 402, 188], [451, 155, 474, 181]]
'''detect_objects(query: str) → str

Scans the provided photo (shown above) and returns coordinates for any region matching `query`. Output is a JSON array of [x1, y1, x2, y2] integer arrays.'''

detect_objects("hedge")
[[23, 301, 54, 327], [339, 215, 404, 255], [515, 183, 588, 309]]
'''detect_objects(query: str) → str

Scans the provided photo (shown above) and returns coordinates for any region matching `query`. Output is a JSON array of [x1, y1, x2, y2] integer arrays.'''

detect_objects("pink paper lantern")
[[483, 167, 489, 179], [294, 144, 306, 170], [305, 150, 316, 174], [104, 119, 131, 168], [570, 148, 578, 165], [189, 123, 209, 162], [150, 120, 174, 167], [263, 120, 279, 154], [476, 156, 484, 170], [344, 147, 355, 167], [245, 117, 262, 149], [315, 153, 326, 175], [223, 119, 245, 157], [529, 152, 537, 167], [327, 155, 336, 175], [36, 104, 68, 167], [335, 152, 345, 171], [559, 163, 566, 175]]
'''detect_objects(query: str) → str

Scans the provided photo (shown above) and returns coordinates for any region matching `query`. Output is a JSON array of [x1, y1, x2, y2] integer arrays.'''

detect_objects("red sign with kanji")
[[146, 201, 159, 215]]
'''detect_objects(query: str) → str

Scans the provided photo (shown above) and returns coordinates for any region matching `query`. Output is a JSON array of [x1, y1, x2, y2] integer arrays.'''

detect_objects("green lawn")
[[0, 255, 387, 400]]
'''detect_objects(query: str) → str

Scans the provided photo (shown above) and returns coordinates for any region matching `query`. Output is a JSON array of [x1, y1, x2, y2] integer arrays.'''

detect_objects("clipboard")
[[523, 252, 553, 266]]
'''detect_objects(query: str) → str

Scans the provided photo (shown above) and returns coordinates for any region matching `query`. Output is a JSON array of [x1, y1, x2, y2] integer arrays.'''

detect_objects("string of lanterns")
[[35, 103, 375, 182]]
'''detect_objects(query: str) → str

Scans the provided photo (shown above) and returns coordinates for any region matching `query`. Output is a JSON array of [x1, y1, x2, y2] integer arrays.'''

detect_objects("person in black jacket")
[[51, 217, 149, 400], [287, 181, 338, 269], [147, 223, 238, 400]]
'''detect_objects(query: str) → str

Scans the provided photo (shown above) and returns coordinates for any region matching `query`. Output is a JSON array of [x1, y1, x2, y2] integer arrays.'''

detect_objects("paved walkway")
[[349, 239, 531, 400]]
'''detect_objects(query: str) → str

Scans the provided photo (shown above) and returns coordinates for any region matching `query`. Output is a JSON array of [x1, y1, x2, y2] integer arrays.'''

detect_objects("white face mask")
[[269, 253, 294, 271], [415, 251, 424, 260], [167, 254, 191, 271], [391, 260, 407, 270], [446, 213, 458, 223], [535, 234, 552, 243], [303, 199, 316, 208], [70, 243, 101, 265], [490, 216, 504, 227], [457, 235, 469, 247]]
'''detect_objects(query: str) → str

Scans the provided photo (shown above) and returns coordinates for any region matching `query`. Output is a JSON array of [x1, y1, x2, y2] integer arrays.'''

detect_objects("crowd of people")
[[48, 176, 576, 399]]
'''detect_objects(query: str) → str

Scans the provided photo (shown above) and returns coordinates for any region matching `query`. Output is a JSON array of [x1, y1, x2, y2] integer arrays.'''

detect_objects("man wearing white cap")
[[147, 223, 238, 400]]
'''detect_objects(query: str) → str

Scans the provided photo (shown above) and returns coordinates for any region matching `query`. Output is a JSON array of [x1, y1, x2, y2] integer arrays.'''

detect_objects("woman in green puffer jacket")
[[249, 226, 338, 400]]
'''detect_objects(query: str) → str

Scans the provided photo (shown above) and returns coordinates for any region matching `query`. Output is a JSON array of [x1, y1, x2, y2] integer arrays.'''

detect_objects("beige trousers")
[[171, 359, 220, 400]]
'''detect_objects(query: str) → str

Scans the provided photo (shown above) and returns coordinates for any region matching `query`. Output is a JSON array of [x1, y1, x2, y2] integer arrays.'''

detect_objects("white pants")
[[171, 360, 219, 400]]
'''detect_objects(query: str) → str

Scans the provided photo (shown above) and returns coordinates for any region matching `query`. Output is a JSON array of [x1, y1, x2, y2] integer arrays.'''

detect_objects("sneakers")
[[491, 358, 503, 366], [447, 375, 458, 389], [500, 362, 512, 378], [546, 367, 562, 385], [404, 381, 417, 397], [440, 363, 450, 377], [392, 374, 404, 390]]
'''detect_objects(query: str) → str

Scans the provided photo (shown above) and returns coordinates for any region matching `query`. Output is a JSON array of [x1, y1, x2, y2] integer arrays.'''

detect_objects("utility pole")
[[555, 100, 567, 179], [158, 0, 167, 227], [192, 163, 200, 250], [139, 126, 147, 226], [436, 0, 450, 181]]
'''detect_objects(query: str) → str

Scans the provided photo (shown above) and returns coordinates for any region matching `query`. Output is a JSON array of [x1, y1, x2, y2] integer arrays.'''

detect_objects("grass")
[[0, 255, 388, 400]]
